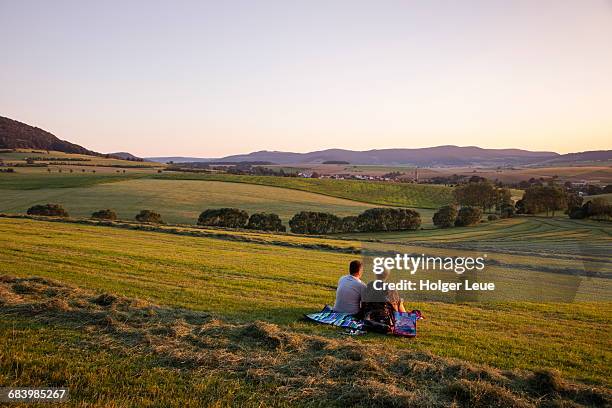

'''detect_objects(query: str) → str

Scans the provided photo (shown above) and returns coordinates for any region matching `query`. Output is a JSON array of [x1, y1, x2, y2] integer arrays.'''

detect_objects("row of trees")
[[289, 208, 422, 234], [197, 208, 286, 232], [26, 205, 165, 224], [516, 185, 610, 220], [24, 204, 423, 235], [195, 207, 423, 234], [455, 180, 611, 221]]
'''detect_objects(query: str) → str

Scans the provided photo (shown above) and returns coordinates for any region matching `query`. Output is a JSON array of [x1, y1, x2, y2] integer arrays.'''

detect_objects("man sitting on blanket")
[[333, 260, 366, 315]]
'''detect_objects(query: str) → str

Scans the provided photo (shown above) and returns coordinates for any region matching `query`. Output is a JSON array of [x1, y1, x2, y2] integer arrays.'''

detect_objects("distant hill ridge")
[[152, 147, 567, 166], [540, 150, 612, 164], [216, 146, 560, 166], [3, 115, 609, 166]]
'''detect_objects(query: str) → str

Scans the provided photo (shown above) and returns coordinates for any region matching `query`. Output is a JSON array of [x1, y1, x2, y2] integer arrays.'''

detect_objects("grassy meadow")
[[0, 218, 610, 385], [341, 216, 612, 257], [1, 155, 611, 406], [0, 149, 162, 168], [0, 167, 442, 226], [0, 178, 386, 225], [152, 172, 454, 208]]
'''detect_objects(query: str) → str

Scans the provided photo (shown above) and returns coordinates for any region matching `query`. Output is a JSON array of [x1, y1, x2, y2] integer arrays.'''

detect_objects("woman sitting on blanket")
[[360, 269, 406, 333]]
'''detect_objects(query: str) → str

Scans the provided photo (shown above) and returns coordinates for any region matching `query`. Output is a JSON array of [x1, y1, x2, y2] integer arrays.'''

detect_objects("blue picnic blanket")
[[305, 305, 424, 337]]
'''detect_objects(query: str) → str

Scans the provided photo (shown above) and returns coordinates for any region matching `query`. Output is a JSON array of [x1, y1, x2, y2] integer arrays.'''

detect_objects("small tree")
[[455, 207, 482, 227], [91, 209, 117, 220], [27, 204, 69, 217], [198, 208, 249, 228], [289, 211, 343, 234], [432, 205, 457, 228], [246, 213, 286, 232], [135, 210, 163, 223], [565, 192, 583, 214], [454, 181, 497, 211], [568, 207, 587, 219], [355, 208, 421, 232], [341, 216, 359, 233]]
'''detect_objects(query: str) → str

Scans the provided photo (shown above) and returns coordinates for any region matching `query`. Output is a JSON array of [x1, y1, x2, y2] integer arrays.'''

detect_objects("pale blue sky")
[[1, 0, 611, 156]]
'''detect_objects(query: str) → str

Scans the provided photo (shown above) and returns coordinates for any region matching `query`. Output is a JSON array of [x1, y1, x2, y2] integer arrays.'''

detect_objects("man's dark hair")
[[349, 260, 363, 275]]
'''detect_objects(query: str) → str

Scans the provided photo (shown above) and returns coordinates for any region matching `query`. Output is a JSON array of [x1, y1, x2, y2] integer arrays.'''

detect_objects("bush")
[[584, 198, 612, 220], [198, 208, 249, 228], [341, 216, 359, 232], [487, 214, 499, 221], [455, 207, 482, 227], [26, 204, 69, 217], [499, 204, 515, 218], [355, 208, 421, 232], [568, 207, 587, 219], [568, 199, 611, 220], [91, 209, 117, 220], [289, 211, 343, 234], [135, 210, 163, 224], [432, 205, 457, 228], [246, 212, 286, 232]]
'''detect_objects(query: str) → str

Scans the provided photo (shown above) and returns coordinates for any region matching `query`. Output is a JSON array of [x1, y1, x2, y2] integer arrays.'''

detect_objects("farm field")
[[341, 217, 612, 258], [152, 172, 454, 209], [427, 165, 612, 184], [0, 149, 162, 168], [1, 155, 611, 406], [0, 217, 610, 390], [0, 178, 389, 225], [265, 163, 612, 184], [0, 168, 152, 189], [586, 193, 612, 204]]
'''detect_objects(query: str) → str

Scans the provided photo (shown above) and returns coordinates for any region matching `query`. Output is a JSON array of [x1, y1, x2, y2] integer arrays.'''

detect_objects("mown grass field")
[[1, 155, 610, 406], [341, 216, 612, 257], [586, 193, 612, 204], [0, 168, 150, 189], [0, 217, 610, 391], [152, 172, 454, 209], [0, 178, 388, 225], [0, 149, 162, 168]]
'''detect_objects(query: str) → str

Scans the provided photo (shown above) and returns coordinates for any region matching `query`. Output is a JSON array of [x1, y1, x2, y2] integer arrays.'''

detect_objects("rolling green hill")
[[152, 172, 454, 209], [0, 178, 387, 225]]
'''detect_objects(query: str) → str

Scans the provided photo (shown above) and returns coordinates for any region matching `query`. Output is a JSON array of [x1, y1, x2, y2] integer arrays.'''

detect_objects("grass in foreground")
[[0, 217, 610, 386], [1, 276, 609, 407]]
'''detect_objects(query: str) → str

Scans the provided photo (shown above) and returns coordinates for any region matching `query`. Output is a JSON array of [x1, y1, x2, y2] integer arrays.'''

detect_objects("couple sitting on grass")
[[333, 260, 406, 334]]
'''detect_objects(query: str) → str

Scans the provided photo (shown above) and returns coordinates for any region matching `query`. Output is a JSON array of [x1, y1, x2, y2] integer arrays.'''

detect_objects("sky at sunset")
[[1, 0, 611, 157]]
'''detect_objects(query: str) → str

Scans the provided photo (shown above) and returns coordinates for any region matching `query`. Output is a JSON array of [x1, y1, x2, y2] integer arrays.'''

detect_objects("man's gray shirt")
[[333, 274, 366, 314]]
